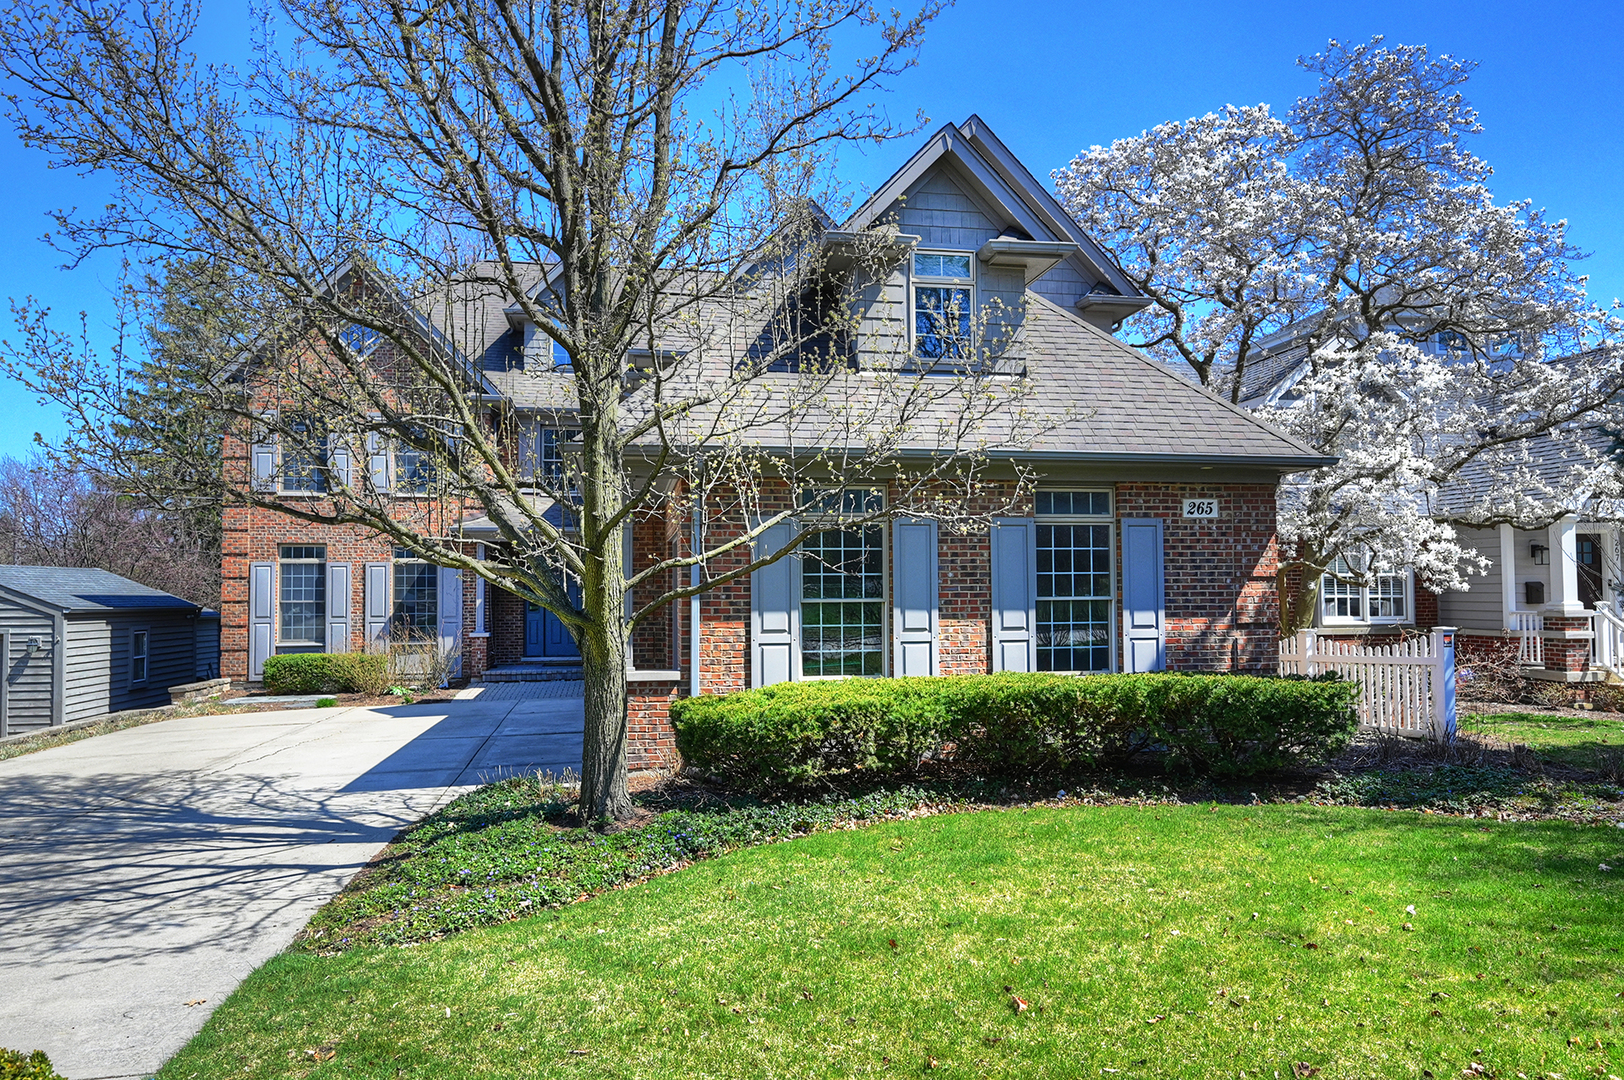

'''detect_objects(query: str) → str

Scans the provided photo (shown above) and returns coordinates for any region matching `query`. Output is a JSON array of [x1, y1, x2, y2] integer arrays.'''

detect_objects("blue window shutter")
[[990, 518, 1036, 672], [1121, 517, 1166, 672], [250, 441, 277, 493], [328, 435, 352, 491], [249, 561, 274, 679], [892, 518, 939, 676], [366, 431, 391, 493], [438, 567, 463, 679], [364, 562, 391, 645], [326, 562, 352, 653], [750, 519, 799, 687]]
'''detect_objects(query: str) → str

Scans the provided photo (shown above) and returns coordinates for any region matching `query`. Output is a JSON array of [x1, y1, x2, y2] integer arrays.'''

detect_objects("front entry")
[[1578, 532, 1605, 608], [525, 598, 580, 658]]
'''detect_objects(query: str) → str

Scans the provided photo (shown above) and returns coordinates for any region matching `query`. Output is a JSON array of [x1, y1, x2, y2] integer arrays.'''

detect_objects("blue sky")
[[0, 0, 1618, 460]]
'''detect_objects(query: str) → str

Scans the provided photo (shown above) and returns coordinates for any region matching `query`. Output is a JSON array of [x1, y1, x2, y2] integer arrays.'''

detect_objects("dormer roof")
[[842, 116, 1147, 307]]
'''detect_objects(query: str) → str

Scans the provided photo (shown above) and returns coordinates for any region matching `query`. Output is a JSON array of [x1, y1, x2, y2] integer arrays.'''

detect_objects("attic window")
[[913, 251, 973, 363], [338, 322, 382, 357]]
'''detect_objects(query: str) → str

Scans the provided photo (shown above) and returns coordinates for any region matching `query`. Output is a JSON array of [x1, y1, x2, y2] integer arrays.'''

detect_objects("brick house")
[[220, 117, 1332, 768]]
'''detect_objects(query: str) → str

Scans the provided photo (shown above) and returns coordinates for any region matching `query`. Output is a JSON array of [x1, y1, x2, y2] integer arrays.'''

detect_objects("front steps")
[[479, 659, 585, 683]]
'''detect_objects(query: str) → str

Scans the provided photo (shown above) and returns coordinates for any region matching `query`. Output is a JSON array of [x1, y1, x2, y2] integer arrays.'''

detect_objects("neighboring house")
[[0, 566, 218, 736], [220, 116, 1335, 767], [1237, 320, 1620, 683], [1434, 421, 1624, 683]]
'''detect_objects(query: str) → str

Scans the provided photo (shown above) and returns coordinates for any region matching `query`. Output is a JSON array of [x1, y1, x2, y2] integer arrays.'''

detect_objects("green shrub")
[[329, 651, 391, 695], [671, 672, 1359, 790], [0, 1048, 65, 1080], [262, 652, 389, 695]]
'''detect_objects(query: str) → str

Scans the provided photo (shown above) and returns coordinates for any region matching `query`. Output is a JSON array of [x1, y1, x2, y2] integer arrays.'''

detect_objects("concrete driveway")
[[0, 684, 584, 1079]]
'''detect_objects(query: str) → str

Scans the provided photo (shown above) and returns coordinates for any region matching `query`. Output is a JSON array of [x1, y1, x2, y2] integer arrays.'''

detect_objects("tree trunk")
[[578, 617, 632, 824], [1277, 562, 1321, 634]]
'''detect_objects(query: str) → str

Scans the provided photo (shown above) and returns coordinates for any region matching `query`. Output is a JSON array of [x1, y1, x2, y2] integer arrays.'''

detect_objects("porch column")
[[1497, 523, 1517, 630], [1543, 514, 1592, 674], [1548, 516, 1586, 615]]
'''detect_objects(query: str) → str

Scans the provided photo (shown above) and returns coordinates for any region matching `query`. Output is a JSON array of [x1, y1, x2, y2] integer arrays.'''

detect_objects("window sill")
[[1314, 624, 1414, 634]]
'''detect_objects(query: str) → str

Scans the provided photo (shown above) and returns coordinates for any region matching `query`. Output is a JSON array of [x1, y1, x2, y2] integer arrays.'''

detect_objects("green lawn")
[[164, 804, 1624, 1079], [1463, 710, 1624, 772]]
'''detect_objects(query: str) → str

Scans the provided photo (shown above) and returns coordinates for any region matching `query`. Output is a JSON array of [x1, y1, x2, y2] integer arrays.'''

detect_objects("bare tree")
[[0, 453, 220, 606], [0, 0, 1047, 820]]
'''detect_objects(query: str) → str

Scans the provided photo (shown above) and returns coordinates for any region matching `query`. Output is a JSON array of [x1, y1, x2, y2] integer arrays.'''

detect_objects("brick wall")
[[1115, 482, 1280, 673], [629, 679, 682, 771], [221, 504, 403, 681], [627, 478, 1288, 768]]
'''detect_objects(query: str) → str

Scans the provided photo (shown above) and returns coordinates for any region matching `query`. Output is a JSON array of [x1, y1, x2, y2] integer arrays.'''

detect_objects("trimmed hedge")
[[262, 652, 391, 696], [670, 672, 1359, 790]]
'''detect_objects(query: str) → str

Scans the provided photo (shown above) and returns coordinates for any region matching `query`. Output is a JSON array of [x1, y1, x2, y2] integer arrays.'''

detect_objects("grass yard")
[[163, 803, 1624, 1080], [1464, 710, 1624, 773]]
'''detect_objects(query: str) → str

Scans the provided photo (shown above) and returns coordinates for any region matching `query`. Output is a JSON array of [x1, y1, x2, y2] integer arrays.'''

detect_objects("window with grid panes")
[[280, 415, 328, 493], [392, 548, 439, 641], [1035, 491, 1113, 673], [798, 488, 885, 677], [1321, 555, 1409, 624], [278, 545, 326, 646], [913, 252, 973, 363]]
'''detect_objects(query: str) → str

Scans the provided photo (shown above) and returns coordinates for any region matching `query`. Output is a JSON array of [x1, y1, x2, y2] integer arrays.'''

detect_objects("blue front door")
[[525, 586, 580, 658]]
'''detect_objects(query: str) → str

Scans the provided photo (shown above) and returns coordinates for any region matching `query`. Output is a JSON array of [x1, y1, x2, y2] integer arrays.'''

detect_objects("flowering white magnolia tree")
[[1055, 37, 1624, 629]]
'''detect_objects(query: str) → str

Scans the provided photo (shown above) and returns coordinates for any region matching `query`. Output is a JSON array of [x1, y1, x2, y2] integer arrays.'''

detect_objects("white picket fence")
[[1279, 626, 1457, 743]]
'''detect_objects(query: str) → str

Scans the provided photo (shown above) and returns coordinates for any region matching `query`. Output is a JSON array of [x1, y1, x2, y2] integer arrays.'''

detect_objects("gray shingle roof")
[[1013, 296, 1325, 463], [0, 567, 199, 614]]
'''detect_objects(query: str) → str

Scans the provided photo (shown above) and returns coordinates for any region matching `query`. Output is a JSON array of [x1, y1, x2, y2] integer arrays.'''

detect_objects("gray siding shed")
[[0, 567, 203, 735]]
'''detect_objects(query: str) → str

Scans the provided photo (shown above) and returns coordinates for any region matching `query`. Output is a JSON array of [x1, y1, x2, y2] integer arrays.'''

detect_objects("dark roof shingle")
[[0, 567, 199, 614]]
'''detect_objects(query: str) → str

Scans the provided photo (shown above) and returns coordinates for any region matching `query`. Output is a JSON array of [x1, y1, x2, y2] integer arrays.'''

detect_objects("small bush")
[[671, 672, 1360, 790], [262, 652, 389, 695], [330, 651, 391, 695], [0, 1049, 65, 1080]]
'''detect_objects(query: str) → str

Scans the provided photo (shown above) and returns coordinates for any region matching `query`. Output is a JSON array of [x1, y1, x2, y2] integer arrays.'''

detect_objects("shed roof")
[[0, 567, 200, 615]]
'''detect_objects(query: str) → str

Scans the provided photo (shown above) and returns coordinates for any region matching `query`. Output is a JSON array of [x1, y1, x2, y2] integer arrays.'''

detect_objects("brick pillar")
[[627, 677, 683, 772], [1541, 614, 1593, 674]]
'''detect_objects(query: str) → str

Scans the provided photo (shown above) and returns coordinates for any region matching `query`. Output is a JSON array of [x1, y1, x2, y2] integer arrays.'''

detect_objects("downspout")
[[690, 503, 703, 698]]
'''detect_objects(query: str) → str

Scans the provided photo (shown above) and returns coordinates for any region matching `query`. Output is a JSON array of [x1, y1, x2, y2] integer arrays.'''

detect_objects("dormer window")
[[338, 322, 382, 357], [913, 251, 974, 363]]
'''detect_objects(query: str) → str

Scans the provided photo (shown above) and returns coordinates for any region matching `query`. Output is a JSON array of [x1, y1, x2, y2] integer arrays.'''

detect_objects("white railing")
[[1279, 627, 1456, 743], [1510, 611, 1545, 666], [1592, 602, 1624, 677]]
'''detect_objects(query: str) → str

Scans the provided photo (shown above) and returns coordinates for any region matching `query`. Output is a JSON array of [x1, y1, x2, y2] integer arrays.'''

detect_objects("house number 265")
[[1182, 498, 1218, 518]]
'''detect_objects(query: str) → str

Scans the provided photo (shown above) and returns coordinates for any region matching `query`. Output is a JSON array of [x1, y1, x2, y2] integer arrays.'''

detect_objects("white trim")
[[1318, 560, 1415, 628], [129, 627, 150, 688], [909, 249, 976, 366]]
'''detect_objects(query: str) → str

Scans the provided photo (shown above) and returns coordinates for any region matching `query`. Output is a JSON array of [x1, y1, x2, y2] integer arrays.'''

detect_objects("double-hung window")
[[278, 545, 326, 649], [1320, 556, 1410, 625], [912, 251, 974, 365], [130, 629, 149, 686], [799, 488, 885, 677], [281, 415, 328, 493], [392, 548, 439, 642], [395, 431, 435, 496], [1035, 490, 1114, 673]]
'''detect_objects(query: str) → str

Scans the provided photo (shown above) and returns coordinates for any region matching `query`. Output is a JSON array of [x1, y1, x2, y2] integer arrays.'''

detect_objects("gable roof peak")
[[842, 115, 1141, 300]]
